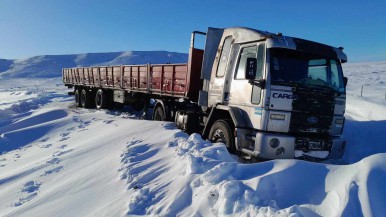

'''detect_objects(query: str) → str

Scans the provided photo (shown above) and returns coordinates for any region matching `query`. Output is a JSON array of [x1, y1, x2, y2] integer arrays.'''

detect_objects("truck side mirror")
[[343, 77, 348, 88], [245, 58, 257, 80]]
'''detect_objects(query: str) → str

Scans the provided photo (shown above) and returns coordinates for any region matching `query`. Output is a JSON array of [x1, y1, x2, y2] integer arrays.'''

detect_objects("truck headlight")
[[335, 119, 344, 125], [270, 114, 285, 120]]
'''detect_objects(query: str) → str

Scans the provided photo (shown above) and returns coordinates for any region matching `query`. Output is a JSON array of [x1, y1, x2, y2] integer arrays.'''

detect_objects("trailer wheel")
[[74, 89, 81, 107], [95, 89, 110, 109], [209, 120, 236, 154], [153, 106, 166, 121], [80, 89, 92, 108]]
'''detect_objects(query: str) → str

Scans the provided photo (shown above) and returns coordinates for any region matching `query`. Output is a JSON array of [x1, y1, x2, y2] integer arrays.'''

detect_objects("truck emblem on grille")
[[307, 117, 318, 124]]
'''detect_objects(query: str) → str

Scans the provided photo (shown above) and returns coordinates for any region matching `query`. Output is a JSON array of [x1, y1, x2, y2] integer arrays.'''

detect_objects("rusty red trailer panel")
[[63, 47, 203, 101], [64, 63, 193, 98], [150, 64, 188, 96]]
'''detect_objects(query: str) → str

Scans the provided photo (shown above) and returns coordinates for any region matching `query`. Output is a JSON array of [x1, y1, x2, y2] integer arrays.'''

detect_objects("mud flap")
[[328, 138, 346, 159]]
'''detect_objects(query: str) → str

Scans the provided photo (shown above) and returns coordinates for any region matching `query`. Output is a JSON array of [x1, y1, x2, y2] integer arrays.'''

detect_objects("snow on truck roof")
[[222, 26, 348, 62]]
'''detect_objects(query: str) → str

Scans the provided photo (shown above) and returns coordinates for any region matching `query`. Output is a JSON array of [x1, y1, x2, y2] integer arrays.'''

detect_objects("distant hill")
[[0, 59, 14, 72], [0, 51, 188, 78]]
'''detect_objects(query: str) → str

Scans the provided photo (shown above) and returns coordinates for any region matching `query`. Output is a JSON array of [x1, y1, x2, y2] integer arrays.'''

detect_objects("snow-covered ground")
[[0, 61, 386, 217]]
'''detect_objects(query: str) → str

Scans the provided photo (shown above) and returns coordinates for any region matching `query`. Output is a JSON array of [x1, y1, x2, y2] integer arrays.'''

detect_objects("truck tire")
[[80, 89, 92, 108], [95, 89, 110, 109], [209, 120, 236, 154], [74, 89, 81, 107], [153, 106, 165, 121]]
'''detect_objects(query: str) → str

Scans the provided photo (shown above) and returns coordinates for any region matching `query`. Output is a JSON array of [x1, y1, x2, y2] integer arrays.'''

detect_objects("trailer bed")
[[62, 48, 204, 101]]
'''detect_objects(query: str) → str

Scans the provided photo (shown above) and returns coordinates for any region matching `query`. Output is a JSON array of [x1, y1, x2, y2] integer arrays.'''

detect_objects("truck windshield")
[[270, 48, 345, 93]]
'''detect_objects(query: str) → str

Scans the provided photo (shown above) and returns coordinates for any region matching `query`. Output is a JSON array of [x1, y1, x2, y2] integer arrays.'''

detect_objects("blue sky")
[[0, 0, 385, 62]]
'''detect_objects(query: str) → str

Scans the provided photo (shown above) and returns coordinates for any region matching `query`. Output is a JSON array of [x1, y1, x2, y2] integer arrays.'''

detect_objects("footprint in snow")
[[103, 120, 114, 124], [12, 193, 38, 207], [59, 132, 70, 141], [46, 157, 61, 164], [53, 149, 74, 157], [78, 120, 91, 129], [58, 144, 67, 149], [60, 132, 70, 137], [40, 138, 49, 143], [72, 116, 82, 123], [0, 158, 7, 167], [41, 144, 52, 148], [42, 166, 64, 176], [72, 116, 93, 129], [22, 181, 40, 193], [12, 181, 41, 207]]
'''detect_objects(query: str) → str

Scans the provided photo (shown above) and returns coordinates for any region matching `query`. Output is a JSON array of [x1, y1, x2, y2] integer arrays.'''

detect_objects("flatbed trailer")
[[63, 32, 205, 103]]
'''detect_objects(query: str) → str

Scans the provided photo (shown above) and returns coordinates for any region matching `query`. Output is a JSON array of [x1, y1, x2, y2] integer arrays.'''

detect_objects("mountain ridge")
[[0, 51, 188, 78]]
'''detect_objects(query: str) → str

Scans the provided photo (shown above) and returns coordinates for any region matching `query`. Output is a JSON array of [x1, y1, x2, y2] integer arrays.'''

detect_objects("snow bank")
[[119, 132, 386, 216]]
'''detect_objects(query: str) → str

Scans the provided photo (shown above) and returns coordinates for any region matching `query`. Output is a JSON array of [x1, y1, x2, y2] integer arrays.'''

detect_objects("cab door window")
[[235, 43, 265, 80], [236, 46, 257, 79], [216, 37, 233, 77]]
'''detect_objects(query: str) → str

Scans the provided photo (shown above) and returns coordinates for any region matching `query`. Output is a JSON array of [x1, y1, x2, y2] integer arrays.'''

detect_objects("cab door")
[[229, 42, 266, 129], [208, 36, 233, 106]]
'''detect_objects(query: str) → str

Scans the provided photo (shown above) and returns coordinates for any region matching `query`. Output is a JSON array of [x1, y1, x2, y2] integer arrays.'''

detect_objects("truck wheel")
[[80, 89, 92, 108], [209, 120, 236, 154], [153, 106, 165, 121], [74, 89, 81, 107], [95, 89, 110, 109]]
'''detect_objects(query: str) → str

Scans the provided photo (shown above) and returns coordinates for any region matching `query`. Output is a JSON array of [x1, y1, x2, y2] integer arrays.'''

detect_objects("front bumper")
[[237, 130, 346, 160]]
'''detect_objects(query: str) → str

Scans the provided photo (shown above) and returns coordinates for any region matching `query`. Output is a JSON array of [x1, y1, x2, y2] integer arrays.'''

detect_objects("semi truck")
[[63, 27, 348, 160]]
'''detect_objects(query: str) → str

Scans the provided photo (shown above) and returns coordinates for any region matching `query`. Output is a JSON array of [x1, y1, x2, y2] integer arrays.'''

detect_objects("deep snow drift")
[[0, 61, 386, 217]]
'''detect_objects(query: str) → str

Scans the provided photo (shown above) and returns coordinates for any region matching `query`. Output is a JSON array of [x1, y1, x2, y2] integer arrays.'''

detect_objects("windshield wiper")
[[306, 84, 337, 93], [273, 81, 300, 87], [274, 81, 338, 93]]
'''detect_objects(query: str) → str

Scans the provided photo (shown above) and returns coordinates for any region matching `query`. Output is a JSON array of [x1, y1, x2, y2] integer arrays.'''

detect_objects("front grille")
[[290, 113, 332, 134], [290, 87, 335, 134], [292, 87, 335, 113]]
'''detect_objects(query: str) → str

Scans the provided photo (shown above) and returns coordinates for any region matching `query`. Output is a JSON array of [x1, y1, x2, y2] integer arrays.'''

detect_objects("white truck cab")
[[199, 27, 347, 160]]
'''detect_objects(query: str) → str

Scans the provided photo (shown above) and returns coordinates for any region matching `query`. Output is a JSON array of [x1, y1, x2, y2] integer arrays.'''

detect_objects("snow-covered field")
[[0, 60, 386, 217]]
